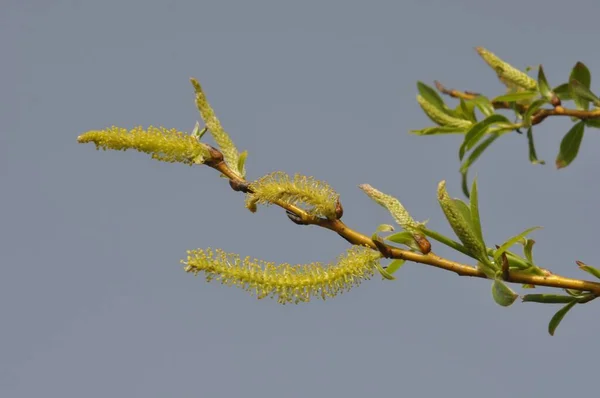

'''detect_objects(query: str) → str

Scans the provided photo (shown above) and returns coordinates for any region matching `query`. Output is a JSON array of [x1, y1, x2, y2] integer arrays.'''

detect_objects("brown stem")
[[434, 80, 600, 126], [207, 151, 600, 296]]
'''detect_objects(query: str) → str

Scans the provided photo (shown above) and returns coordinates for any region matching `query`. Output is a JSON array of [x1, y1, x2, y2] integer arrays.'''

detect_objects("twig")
[[206, 149, 600, 296]]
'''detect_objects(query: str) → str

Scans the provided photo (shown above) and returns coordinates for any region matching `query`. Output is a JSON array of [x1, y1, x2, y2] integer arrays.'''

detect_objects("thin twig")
[[207, 150, 600, 296]]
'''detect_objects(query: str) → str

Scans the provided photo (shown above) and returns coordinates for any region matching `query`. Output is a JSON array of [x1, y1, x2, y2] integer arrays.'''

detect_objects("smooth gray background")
[[3, 1, 599, 397]]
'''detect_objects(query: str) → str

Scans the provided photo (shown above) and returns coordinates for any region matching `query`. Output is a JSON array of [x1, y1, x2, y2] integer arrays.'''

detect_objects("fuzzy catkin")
[[183, 246, 381, 304]]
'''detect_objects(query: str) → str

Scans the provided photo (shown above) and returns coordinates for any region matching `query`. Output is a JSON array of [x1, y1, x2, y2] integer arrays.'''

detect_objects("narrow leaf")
[[569, 62, 592, 110], [522, 294, 579, 304], [522, 98, 548, 127], [472, 96, 495, 117], [570, 79, 600, 107], [577, 261, 600, 279], [492, 280, 518, 307], [458, 99, 478, 123], [494, 227, 542, 263], [460, 133, 500, 174], [386, 231, 419, 251], [493, 91, 539, 103], [417, 81, 449, 113], [523, 239, 536, 264], [537, 65, 553, 100], [556, 121, 585, 169], [386, 259, 406, 275], [469, 178, 485, 248], [421, 228, 471, 257], [548, 300, 577, 336], [410, 126, 468, 135], [460, 114, 510, 160], [374, 262, 396, 280], [376, 224, 395, 233], [585, 119, 600, 129], [553, 83, 572, 100], [526, 127, 545, 165]]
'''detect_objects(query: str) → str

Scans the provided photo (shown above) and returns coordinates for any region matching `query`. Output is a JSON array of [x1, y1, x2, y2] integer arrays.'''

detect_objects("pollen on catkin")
[[246, 171, 340, 219], [77, 126, 211, 165], [182, 246, 381, 304]]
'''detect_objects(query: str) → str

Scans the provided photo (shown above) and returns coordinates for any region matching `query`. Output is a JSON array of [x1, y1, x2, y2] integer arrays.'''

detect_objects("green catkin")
[[476, 47, 537, 91], [417, 95, 473, 129]]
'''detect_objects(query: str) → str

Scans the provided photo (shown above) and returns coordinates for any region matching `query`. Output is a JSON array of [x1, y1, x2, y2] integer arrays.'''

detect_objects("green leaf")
[[537, 65, 553, 100], [469, 178, 485, 248], [376, 224, 395, 233], [472, 96, 495, 117], [569, 62, 592, 110], [523, 239, 536, 264], [556, 121, 585, 169], [552, 83, 572, 101], [522, 98, 548, 127], [374, 262, 396, 280], [585, 119, 600, 129], [409, 126, 468, 135], [493, 226, 542, 264], [492, 280, 518, 307], [522, 294, 579, 304], [570, 79, 600, 107], [417, 81, 451, 114], [191, 121, 208, 140], [458, 99, 477, 123], [460, 114, 510, 160], [493, 91, 539, 103], [526, 127, 545, 165], [460, 134, 499, 174], [453, 198, 473, 228], [421, 228, 471, 257], [386, 259, 406, 275], [461, 171, 470, 198], [386, 231, 417, 249], [237, 150, 248, 175], [459, 133, 500, 197], [548, 300, 577, 336], [577, 261, 600, 279]]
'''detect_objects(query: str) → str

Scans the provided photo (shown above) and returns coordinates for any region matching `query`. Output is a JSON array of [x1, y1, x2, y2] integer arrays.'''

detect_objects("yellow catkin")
[[190, 78, 244, 177], [77, 126, 211, 165], [246, 171, 340, 219], [182, 246, 381, 304], [417, 95, 473, 129], [476, 47, 537, 91]]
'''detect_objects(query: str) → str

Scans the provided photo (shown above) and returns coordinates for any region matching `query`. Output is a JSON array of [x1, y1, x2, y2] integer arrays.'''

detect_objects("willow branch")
[[206, 149, 600, 296], [434, 80, 600, 126]]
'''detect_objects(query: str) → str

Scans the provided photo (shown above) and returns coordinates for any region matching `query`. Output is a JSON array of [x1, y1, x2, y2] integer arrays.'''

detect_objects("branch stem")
[[207, 154, 600, 296]]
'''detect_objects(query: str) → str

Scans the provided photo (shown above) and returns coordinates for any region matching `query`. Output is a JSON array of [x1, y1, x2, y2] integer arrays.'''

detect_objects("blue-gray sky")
[[3, 1, 600, 397]]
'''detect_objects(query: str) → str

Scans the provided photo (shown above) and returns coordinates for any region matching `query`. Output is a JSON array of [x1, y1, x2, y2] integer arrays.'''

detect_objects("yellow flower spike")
[[245, 171, 340, 219], [182, 246, 381, 304], [475, 47, 538, 91], [77, 126, 212, 166], [416, 95, 473, 129], [190, 78, 245, 178]]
